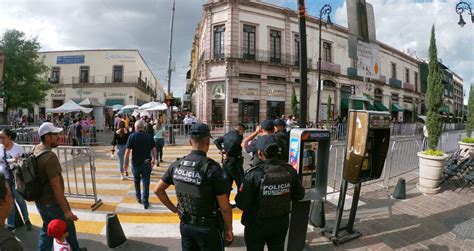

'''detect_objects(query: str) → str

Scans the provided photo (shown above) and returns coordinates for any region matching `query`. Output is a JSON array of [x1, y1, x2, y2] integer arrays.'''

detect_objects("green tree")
[[425, 25, 444, 150], [291, 85, 298, 117], [466, 84, 474, 137], [0, 30, 51, 114]]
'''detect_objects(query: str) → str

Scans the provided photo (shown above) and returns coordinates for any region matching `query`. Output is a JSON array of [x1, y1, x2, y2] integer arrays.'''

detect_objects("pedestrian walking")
[[34, 122, 86, 251], [0, 173, 23, 250], [154, 123, 233, 250], [153, 121, 168, 167], [236, 138, 305, 251], [124, 120, 156, 209], [214, 123, 246, 189], [114, 114, 122, 131], [0, 129, 32, 231], [111, 121, 130, 180]]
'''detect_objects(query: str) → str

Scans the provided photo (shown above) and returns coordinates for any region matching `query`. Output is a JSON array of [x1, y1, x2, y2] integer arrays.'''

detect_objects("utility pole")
[[166, 0, 176, 144], [297, 0, 308, 128]]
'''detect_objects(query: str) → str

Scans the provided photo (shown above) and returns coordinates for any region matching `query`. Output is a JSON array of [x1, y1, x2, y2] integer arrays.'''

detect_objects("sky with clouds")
[[0, 0, 472, 102]]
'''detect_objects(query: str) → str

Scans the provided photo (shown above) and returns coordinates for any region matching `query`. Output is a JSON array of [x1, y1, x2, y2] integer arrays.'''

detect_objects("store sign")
[[212, 83, 225, 100], [106, 92, 128, 97], [57, 55, 85, 64], [357, 41, 380, 79], [240, 87, 259, 96], [239, 82, 260, 100], [51, 89, 66, 98], [267, 84, 286, 101]]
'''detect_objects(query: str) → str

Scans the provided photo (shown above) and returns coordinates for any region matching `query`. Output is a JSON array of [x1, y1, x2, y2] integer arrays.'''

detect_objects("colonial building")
[[188, 0, 463, 126], [37, 49, 164, 117]]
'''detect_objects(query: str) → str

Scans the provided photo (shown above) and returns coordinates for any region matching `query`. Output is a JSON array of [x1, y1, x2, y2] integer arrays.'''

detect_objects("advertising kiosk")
[[286, 129, 331, 250], [323, 110, 391, 245]]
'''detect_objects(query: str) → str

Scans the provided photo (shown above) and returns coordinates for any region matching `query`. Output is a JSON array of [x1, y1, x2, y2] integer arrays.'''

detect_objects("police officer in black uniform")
[[273, 119, 289, 162], [214, 123, 246, 189], [154, 123, 234, 250], [236, 137, 305, 251], [242, 119, 277, 166]]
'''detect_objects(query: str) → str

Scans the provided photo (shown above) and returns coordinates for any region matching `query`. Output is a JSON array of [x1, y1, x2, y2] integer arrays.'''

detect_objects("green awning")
[[341, 99, 349, 109], [439, 106, 449, 113], [353, 100, 364, 110], [366, 102, 376, 111], [392, 103, 405, 112], [374, 102, 388, 111], [105, 99, 124, 106]]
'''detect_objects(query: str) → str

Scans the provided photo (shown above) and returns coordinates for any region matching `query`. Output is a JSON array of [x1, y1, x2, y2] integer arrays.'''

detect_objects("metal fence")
[[326, 130, 464, 194], [20, 145, 103, 211], [14, 126, 98, 146]]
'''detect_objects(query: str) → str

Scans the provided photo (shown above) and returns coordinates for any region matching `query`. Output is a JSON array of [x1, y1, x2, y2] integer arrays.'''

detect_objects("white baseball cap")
[[38, 122, 63, 137]]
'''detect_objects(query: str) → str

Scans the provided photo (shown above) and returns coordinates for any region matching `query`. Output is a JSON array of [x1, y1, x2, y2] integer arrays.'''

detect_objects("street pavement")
[[12, 142, 474, 250]]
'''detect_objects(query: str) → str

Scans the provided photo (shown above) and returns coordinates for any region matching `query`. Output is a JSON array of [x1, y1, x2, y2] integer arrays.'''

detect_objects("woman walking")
[[153, 121, 168, 167], [111, 121, 130, 180], [0, 129, 32, 231]]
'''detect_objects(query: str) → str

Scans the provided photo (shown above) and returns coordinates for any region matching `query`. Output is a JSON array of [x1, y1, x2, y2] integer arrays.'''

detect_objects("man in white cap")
[[34, 122, 86, 251]]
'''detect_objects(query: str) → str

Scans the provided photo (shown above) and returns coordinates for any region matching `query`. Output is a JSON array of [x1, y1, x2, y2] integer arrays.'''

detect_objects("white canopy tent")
[[79, 98, 105, 131], [139, 101, 162, 110], [145, 103, 168, 111], [46, 100, 93, 113]]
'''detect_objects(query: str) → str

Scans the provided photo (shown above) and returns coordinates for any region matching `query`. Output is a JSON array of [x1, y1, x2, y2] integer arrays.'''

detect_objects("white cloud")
[[335, 0, 474, 103]]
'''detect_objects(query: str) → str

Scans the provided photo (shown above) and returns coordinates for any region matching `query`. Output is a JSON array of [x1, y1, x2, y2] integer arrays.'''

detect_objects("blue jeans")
[[132, 161, 152, 205], [36, 203, 80, 251], [154, 138, 165, 162], [116, 144, 128, 173], [7, 183, 29, 227]]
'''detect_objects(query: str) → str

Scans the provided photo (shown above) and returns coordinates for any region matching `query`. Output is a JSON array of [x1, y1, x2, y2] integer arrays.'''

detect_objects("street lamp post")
[[456, 1, 473, 27], [316, 4, 332, 127]]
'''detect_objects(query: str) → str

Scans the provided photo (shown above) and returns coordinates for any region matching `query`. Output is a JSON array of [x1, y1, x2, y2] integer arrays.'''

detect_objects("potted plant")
[[459, 85, 474, 157], [417, 25, 447, 195]]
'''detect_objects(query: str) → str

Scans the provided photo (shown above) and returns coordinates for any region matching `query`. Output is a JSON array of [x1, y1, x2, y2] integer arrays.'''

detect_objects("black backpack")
[[14, 150, 50, 201]]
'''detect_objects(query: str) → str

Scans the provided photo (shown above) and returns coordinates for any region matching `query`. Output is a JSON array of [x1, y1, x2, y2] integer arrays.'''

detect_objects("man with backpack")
[[33, 122, 86, 251], [236, 137, 304, 251]]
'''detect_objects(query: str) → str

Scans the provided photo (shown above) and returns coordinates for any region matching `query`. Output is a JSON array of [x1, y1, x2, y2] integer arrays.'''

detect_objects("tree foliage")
[[425, 25, 444, 150], [0, 30, 51, 110], [291, 85, 298, 117], [467, 84, 474, 137]]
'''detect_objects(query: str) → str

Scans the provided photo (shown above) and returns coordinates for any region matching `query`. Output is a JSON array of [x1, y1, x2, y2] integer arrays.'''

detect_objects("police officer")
[[214, 123, 246, 189], [154, 123, 233, 250], [274, 118, 289, 162], [236, 137, 305, 251], [242, 119, 277, 166]]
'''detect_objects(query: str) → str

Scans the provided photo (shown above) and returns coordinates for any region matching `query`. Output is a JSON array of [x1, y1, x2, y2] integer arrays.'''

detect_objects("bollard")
[[392, 178, 406, 199], [106, 213, 127, 248], [309, 200, 325, 228]]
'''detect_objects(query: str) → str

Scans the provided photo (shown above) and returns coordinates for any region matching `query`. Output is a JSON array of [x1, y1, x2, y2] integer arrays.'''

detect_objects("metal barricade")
[[20, 144, 103, 211]]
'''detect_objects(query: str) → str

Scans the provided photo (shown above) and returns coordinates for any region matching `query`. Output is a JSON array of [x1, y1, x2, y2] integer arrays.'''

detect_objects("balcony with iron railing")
[[49, 76, 157, 98], [404, 82, 415, 92], [389, 78, 402, 89]]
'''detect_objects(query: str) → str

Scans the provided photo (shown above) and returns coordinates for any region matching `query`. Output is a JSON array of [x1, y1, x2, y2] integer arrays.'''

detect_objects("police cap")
[[189, 123, 212, 138], [261, 119, 274, 131], [273, 119, 286, 127]]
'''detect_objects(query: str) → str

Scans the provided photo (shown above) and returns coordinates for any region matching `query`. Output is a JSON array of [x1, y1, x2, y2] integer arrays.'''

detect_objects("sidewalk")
[[13, 145, 474, 250]]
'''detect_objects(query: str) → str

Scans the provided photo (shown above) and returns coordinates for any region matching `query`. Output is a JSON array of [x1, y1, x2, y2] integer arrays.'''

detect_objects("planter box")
[[459, 141, 474, 158], [417, 152, 448, 194]]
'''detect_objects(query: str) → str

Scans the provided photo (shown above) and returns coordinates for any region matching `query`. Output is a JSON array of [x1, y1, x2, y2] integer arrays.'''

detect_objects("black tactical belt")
[[182, 214, 217, 227]]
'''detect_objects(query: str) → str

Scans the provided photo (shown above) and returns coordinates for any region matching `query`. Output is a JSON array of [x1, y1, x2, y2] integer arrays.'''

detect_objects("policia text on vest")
[[236, 139, 305, 251], [154, 124, 234, 250]]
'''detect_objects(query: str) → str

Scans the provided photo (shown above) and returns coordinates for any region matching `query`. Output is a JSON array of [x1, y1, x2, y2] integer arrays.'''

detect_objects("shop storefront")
[[239, 82, 260, 123], [266, 84, 286, 119]]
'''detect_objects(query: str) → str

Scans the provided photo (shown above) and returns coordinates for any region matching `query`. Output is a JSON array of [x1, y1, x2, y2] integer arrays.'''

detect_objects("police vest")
[[173, 158, 218, 217], [257, 162, 293, 218]]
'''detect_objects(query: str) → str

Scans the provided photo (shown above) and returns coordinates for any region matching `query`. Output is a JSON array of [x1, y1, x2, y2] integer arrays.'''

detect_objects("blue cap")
[[261, 119, 274, 131], [189, 123, 212, 138]]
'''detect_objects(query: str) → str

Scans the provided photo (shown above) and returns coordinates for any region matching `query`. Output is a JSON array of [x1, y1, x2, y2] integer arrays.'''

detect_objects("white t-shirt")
[[0, 143, 24, 179], [53, 239, 71, 251]]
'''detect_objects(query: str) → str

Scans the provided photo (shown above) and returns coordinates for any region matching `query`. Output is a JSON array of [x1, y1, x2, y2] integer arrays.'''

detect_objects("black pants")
[[244, 215, 289, 251], [180, 222, 224, 251], [223, 157, 244, 189]]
